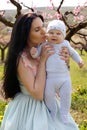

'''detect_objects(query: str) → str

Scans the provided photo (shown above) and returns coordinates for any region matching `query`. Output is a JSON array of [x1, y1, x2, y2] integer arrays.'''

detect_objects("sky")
[[0, 0, 87, 10]]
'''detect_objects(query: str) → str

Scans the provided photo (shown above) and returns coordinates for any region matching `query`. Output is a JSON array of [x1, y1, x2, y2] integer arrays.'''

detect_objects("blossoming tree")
[[0, 0, 87, 61]]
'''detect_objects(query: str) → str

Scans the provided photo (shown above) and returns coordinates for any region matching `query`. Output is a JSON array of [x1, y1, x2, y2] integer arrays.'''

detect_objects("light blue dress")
[[0, 86, 79, 130], [0, 52, 79, 130]]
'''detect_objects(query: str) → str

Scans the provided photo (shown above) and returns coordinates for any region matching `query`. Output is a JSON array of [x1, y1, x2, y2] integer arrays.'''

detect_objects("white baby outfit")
[[39, 40, 82, 124]]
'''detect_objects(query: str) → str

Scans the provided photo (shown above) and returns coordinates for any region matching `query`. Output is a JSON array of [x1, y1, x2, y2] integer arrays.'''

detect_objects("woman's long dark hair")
[[3, 13, 44, 99]]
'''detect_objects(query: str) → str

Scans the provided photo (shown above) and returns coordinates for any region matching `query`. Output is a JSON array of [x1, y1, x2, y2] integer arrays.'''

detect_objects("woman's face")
[[28, 17, 46, 48]]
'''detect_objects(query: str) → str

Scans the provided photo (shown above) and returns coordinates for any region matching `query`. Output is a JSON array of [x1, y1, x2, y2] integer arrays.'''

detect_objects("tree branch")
[[0, 15, 13, 27], [66, 20, 87, 41], [10, 0, 22, 18]]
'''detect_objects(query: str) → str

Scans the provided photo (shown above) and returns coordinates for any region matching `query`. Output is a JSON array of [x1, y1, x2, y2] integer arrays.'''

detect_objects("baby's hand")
[[78, 61, 84, 68], [30, 47, 39, 58]]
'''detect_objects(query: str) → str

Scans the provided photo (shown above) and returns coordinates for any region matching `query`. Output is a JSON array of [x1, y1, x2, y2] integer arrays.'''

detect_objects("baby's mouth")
[[52, 39, 57, 41]]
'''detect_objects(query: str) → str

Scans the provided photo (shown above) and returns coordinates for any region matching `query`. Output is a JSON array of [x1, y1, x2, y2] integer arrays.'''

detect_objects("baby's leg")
[[59, 77, 72, 124], [44, 78, 57, 119]]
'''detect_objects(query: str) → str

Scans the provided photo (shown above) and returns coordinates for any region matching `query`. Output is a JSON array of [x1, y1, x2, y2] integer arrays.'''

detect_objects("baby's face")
[[47, 29, 64, 44]]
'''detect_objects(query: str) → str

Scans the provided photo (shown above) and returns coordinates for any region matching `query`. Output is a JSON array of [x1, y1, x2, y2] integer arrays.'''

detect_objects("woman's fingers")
[[41, 44, 54, 61], [43, 44, 54, 54], [59, 47, 70, 65]]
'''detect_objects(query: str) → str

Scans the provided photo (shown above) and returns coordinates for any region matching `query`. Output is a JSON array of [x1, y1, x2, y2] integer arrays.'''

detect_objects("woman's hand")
[[59, 47, 70, 66], [40, 44, 54, 63]]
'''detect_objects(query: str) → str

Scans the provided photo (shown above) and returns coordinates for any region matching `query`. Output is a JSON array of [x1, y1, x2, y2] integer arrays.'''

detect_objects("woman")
[[0, 13, 79, 130]]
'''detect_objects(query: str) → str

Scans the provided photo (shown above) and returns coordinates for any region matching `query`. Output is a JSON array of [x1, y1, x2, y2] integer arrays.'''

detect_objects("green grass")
[[70, 51, 87, 89], [0, 64, 4, 81], [70, 50, 87, 129]]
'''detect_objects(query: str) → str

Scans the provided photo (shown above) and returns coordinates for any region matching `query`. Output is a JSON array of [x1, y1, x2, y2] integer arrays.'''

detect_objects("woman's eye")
[[35, 28, 39, 32], [35, 28, 40, 32]]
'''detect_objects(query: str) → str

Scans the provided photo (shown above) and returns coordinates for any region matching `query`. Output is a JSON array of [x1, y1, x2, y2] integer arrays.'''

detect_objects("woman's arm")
[[17, 45, 54, 100]]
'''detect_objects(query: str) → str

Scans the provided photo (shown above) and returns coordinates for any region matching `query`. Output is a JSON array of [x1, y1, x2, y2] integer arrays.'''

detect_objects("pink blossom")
[[73, 5, 81, 15], [74, 15, 84, 22], [54, 12, 62, 19], [0, 10, 5, 16], [7, 0, 10, 4], [42, 12, 47, 19], [83, 1, 87, 7], [79, 15, 84, 22], [47, 13, 53, 19]]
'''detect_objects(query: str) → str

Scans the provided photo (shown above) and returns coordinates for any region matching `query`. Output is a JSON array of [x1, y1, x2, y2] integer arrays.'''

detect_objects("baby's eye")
[[49, 32, 54, 34], [57, 32, 61, 35]]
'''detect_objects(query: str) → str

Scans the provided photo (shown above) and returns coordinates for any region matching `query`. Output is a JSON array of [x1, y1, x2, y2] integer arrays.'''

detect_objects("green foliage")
[[0, 101, 7, 115], [70, 50, 87, 129], [71, 85, 87, 129], [0, 64, 4, 81], [71, 87, 87, 112], [0, 101, 7, 124], [79, 121, 87, 130]]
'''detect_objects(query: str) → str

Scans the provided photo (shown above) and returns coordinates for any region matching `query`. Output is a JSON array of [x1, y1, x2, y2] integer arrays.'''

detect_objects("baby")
[[30, 20, 84, 124]]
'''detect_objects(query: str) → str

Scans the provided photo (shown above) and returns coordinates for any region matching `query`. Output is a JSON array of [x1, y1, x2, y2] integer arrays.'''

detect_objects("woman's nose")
[[41, 27, 46, 34]]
